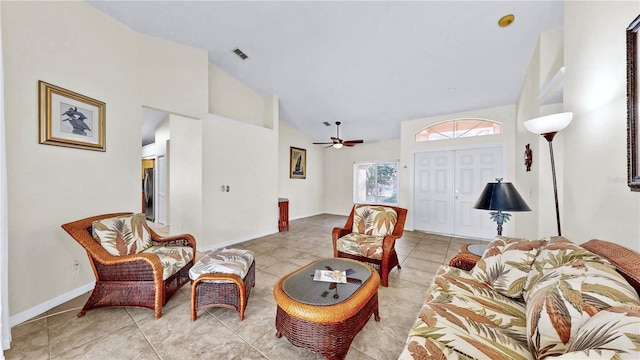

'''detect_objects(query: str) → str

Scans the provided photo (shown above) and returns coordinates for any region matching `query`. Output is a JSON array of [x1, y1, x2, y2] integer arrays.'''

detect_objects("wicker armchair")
[[61, 212, 196, 319], [332, 205, 407, 287]]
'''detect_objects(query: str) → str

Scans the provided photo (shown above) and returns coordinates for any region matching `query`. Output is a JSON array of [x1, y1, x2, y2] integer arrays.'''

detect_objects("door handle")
[[455, 195, 461, 199]]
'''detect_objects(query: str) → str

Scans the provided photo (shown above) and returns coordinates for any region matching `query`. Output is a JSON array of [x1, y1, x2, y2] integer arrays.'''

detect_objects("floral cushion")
[[559, 305, 640, 359], [399, 337, 461, 359], [142, 246, 194, 280], [92, 213, 152, 256], [336, 233, 384, 260], [352, 205, 397, 236], [523, 236, 609, 301], [552, 350, 626, 359], [470, 236, 547, 299], [189, 248, 254, 283], [525, 261, 640, 359], [399, 266, 532, 360]]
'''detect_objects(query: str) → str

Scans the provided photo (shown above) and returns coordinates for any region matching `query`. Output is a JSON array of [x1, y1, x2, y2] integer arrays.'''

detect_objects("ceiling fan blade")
[[343, 140, 364, 147], [313, 142, 333, 145]]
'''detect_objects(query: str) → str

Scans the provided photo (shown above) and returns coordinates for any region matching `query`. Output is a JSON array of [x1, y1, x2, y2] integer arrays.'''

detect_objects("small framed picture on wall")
[[290, 147, 306, 179]]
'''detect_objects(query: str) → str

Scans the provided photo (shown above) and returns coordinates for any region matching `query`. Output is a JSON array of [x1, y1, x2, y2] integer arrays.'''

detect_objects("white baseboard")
[[323, 211, 350, 217], [9, 281, 94, 327], [197, 229, 279, 252], [289, 211, 324, 221]]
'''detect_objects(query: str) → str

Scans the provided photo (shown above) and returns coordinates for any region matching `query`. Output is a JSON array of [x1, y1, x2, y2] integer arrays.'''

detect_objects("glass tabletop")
[[467, 244, 488, 256], [282, 258, 371, 306]]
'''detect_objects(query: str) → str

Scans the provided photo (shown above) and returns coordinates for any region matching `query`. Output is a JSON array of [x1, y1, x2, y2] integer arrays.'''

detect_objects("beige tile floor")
[[4, 214, 485, 360]]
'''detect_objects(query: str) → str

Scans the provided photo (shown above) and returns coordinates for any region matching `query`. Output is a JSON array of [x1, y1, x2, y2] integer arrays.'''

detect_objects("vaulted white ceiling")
[[88, 1, 564, 144]]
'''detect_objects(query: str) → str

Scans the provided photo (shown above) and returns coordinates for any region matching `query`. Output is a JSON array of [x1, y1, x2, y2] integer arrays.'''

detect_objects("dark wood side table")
[[278, 198, 289, 232]]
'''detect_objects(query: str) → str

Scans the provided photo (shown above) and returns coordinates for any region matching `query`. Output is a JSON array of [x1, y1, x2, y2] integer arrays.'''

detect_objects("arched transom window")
[[415, 119, 502, 142]]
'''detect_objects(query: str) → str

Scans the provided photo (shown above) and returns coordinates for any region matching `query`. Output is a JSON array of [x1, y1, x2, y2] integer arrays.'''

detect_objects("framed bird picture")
[[38, 81, 106, 151]]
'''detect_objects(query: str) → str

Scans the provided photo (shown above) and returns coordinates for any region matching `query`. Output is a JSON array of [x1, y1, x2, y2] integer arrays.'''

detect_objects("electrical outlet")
[[72, 260, 79, 271]]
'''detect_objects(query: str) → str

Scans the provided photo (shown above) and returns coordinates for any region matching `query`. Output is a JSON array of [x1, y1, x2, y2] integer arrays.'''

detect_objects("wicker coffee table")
[[273, 258, 380, 360]]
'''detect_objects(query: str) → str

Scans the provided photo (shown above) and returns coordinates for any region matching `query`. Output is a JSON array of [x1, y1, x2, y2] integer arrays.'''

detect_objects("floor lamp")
[[524, 112, 573, 236]]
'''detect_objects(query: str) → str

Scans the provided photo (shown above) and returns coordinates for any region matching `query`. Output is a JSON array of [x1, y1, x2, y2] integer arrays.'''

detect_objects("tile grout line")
[[204, 308, 272, 360], [49, 313, 141, 359], [128, 309, 163, 360]]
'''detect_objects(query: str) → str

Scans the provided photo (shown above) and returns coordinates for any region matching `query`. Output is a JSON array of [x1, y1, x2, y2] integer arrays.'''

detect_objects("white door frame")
[[156, 155, 166, 225], [410, 143, 507, 239]]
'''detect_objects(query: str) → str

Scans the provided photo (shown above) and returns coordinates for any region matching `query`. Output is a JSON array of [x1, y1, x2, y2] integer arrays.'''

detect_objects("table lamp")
[[474, 178, 531, 235]]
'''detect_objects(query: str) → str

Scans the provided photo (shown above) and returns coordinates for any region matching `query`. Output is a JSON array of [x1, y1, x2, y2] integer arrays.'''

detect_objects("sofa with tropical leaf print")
[[399, 236, 640, 360]]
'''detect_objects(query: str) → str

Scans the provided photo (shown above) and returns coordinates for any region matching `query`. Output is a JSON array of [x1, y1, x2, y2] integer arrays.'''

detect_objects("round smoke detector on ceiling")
[[498, 14, 515, 28]]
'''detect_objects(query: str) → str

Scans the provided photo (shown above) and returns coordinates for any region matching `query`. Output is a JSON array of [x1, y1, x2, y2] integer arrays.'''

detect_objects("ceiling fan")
[[313, 121, 364, 148]]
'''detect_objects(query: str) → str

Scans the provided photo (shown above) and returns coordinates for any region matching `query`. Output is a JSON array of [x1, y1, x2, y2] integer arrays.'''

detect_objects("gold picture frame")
[[289, 147, 306, 179], [39, 81, 106, 151]]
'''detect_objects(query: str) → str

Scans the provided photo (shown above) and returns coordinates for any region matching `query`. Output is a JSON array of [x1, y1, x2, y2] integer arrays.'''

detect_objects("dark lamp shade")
[[474, 182, 531, 212]]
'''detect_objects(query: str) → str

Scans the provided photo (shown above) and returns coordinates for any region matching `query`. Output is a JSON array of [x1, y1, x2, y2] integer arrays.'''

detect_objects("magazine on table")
[[313, 269, 347, 283]]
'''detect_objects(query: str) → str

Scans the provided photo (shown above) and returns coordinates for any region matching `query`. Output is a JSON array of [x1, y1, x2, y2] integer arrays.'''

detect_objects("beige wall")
[[139, 35, 209, 120], [169, 114, 203, 240], [323, 140, 401, 216], [278, 121, 324, 219], [203, 65, 280, 247], [3, 1, 140, 317], [1, 1, 209, 318], [202, 114, 279, 246], [400, 106, 517, 231], [561, 1, 640, 250], [208, 63, 269, 128]]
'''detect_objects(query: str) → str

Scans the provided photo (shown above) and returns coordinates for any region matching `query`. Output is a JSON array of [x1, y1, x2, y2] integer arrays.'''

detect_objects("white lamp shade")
[[333, 143, 344, 149], [524, 112, 573, 135]]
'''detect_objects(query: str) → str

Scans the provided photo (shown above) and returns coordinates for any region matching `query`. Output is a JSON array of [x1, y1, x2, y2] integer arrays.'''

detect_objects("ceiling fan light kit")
[[313, 121, 364, 149]]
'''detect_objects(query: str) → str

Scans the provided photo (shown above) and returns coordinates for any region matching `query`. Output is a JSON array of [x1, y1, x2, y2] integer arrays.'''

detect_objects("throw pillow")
[[525, 261, 640, 359], [92, 213, 152, 256], [523, 236, 609, 302], [470, 236, 547, 299], [352, 205, 397, 236], [560, 305, 640, 359]]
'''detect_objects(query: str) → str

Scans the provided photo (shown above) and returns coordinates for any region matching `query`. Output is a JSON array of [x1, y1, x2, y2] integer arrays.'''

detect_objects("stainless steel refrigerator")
[[143, 168, 155, 222]]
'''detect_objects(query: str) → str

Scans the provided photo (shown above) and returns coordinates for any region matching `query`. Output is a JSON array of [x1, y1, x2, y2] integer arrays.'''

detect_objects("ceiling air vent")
[[233, 48, 248, 60]]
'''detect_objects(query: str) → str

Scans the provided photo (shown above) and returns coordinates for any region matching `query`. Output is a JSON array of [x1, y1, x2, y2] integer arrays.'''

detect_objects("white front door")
[[414, 151, 455, 234], [414, 146, 504, 239], [454, 147, 503, 239]]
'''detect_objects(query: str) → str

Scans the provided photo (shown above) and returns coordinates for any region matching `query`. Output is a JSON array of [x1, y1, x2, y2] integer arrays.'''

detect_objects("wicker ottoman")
[[189, 248, 255, 321], [273, 258, 380, 360]]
